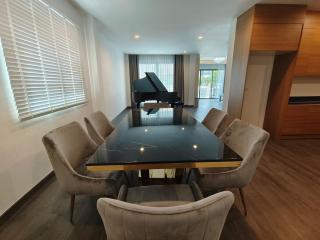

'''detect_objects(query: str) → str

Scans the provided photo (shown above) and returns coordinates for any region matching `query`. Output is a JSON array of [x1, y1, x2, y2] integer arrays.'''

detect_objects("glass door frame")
[[198, 68, 225, 100]]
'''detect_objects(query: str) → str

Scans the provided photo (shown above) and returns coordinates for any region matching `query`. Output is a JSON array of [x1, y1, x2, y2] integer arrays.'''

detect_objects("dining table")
[[86, 108, 242, 174]]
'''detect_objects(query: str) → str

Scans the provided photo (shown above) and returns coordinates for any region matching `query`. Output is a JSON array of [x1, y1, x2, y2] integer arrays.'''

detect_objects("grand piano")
[[132, 72, 183, 108]]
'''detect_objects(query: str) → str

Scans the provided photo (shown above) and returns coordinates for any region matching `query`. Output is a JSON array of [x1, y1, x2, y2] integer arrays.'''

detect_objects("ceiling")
[[73, 0, 320, 60]]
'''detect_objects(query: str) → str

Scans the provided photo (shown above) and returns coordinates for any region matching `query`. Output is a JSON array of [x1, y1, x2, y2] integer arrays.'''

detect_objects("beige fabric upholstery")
[[85, 111, 138, 186], [42, 122, 124, 197], [215, 114, 235, 137], [84, 111, 114, 145], [97, 190, 234, 240], [192, 119, 270, 191], [202, 108, 227, 133], [118, 183, 204, 207]]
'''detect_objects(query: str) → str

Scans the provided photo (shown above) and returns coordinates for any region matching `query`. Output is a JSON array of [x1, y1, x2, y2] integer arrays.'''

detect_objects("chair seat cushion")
[[199, 167, 236, 175], [126, 184, 196, 207], [86, 170, 124, 181]]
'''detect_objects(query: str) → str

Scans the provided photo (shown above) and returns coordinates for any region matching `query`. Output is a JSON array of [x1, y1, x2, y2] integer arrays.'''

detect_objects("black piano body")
[[133, 72, 183, 108]]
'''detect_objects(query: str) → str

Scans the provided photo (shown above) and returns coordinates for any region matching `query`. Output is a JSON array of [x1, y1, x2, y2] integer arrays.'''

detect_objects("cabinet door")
[[295, 12, 320, 77], [250, 23, 303, 51], [282, 104, 320, 136]]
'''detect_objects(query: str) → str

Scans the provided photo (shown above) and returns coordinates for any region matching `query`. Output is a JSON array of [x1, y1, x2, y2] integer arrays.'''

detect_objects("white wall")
[[290, 77, 320, 96], [0, 0, 93, 216], [241, 54, 274, 127], [0, 0, 127, 216], [224, 19, 237, 111], [86, 16, 128, 119]]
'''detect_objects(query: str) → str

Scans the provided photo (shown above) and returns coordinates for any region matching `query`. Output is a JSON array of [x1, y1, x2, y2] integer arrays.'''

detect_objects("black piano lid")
[[133, 77, 156, 93], [145, 72, 167, 92]]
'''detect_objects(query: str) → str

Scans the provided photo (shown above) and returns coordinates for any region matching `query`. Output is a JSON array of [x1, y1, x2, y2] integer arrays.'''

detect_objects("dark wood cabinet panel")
[[254, 4, 306, 24], [304, 11, 320, 28], [282, 104, 320, 136], [294, 12, 320, 77], [264, 53, 297, 139], [250, 23, 303, 51]]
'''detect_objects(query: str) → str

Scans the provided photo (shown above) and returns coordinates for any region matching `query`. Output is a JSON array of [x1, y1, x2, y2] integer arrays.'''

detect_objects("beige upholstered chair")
[[202, 108, 227, 133], [191, 119, 270, 215], [215, 113, 235, 137], [42, 122, 125, 222], [84, 111, 115, 145], [97, 184, 234, 240], [85, 111, 138, 186]]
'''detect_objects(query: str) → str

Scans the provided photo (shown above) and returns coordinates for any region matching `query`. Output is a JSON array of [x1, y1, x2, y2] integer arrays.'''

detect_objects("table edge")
[[86, 161, 241, 171]]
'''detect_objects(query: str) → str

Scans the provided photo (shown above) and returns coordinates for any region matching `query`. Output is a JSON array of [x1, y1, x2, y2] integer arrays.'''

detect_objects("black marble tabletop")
[[86, 108, 242, 168]]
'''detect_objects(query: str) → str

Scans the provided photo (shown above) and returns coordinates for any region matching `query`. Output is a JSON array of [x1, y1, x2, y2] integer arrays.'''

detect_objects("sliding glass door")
[[198, 69, 225, 100]]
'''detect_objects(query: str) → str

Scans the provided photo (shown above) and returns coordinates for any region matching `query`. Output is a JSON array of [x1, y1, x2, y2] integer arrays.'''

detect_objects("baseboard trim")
[[0, 171, 55, 225]]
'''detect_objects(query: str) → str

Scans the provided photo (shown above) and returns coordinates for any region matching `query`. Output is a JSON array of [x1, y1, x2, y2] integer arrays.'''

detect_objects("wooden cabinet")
[[294, 12, 320, 76], [250, 5, 305, 52], [254, 4, 306, 24], [250, 23, 303, 51], [282, 104, 320, 137]]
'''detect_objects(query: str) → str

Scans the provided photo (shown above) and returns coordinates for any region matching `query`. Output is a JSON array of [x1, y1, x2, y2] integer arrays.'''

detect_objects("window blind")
[[0, 0, 87, 120], [138, 55, 174, 92]]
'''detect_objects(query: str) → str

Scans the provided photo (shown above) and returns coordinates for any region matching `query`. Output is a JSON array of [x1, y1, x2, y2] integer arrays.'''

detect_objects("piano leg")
[[141, 170, 150, 185]]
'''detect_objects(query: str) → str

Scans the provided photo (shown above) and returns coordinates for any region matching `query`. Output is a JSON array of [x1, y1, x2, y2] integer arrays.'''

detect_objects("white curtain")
[[138, 55, 174, 92]]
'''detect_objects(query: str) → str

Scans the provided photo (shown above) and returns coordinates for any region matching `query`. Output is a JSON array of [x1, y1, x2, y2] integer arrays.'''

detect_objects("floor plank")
[[1, 102, 319, 239]]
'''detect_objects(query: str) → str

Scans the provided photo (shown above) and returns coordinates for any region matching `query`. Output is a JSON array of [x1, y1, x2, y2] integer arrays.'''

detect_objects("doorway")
[[193, 66, 226, 121], [198, 68, 225, 100]]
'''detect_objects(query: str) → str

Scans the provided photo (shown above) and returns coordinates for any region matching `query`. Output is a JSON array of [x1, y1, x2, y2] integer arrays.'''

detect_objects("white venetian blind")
[[0, 0, 87, 120]]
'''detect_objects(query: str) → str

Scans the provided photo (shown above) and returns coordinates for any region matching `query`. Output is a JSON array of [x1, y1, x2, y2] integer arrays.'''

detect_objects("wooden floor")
[[0, 139, 319, 240], [0, 104, 320, 239]]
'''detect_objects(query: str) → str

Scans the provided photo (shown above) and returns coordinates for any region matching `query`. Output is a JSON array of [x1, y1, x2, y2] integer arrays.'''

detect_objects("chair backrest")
[[215, 114, 235, 137], [84, 111, 114, 145], [42, 122, 98, 193], [97, 191, 234, 240], [202, 108, 227, 133], [220, 119, 270, 185]]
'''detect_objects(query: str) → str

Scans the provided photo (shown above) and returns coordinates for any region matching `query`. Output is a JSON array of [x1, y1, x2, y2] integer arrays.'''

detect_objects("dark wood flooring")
[[1, 105, 320, 239], [1, 139, 319, 240]]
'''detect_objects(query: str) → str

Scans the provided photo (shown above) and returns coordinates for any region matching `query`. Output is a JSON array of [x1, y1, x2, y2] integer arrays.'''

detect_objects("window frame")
[[0, 0, 88, 121]]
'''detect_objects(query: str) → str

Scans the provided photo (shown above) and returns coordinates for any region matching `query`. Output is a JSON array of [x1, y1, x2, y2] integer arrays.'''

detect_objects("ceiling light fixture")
[[134, 34, 140, 39], [198, 35, 204, 40], [183, 50, 187, 54]]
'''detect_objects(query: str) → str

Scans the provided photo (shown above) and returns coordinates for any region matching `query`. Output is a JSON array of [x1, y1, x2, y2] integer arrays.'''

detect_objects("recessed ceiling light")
[[198, 35, 204, 40], [183, 50, 187, 54], [134, 34, 140, 39]]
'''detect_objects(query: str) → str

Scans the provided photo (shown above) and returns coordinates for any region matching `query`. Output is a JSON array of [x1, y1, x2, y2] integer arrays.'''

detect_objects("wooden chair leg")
[[239, 188, 247, 216], [70, 194, 75, 223]]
